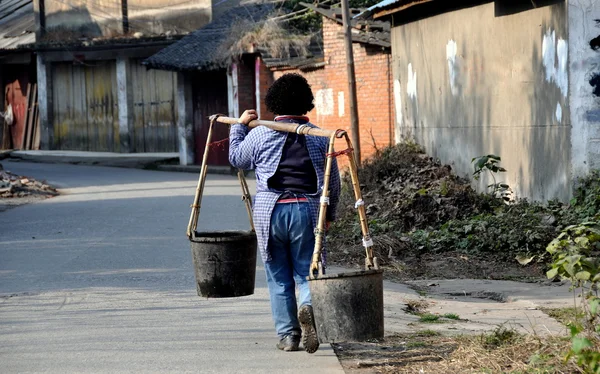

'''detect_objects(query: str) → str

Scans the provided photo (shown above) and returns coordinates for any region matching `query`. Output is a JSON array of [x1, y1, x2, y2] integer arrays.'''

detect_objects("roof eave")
[[372, 0, 434, 19], [354, 0, 434, 20]]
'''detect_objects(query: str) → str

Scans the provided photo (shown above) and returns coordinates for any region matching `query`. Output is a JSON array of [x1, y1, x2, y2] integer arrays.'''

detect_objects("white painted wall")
[[569, 0, 600, 178]]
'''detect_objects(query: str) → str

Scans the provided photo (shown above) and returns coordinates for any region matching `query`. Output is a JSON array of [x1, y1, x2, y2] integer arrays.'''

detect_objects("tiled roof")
[[143, 2, 275, 72]]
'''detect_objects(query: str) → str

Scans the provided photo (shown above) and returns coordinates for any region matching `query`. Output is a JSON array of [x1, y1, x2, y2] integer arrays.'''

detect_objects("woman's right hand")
[[239, 109, 258, 125]]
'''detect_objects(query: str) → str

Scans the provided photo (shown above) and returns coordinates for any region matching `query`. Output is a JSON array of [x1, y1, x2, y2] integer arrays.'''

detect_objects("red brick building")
[[269, 5, 394, 163], [146, 3, 393, 166]]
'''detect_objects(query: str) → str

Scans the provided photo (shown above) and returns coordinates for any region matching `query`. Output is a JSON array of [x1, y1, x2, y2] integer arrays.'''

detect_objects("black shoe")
[[276, 334, 300, 352], [298, 304, 319, 354]]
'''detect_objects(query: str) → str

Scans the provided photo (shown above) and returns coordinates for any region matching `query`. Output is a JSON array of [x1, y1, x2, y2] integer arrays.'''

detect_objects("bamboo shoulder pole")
[[310, 133, 337, 279], [238, 169, 255, 231], [211, 115, 342, 139], [342, 132, 376, 270], [186, 118, 215, 238]]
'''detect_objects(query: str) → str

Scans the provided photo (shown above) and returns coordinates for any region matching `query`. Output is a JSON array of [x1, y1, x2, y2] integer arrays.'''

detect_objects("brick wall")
[[258, 57, 275, 121], [273, 18, 394, 163], [236, 56, 256, 116], [234, 56, 275, 121]]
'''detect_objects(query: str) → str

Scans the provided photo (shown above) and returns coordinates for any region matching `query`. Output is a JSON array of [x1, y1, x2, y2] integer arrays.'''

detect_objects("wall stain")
[[591, 74, 600, 97], [586, 109, 600, 123]]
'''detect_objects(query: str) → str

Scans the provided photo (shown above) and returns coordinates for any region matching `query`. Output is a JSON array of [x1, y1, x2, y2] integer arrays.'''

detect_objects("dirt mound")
[[327, 143, 548, 280]]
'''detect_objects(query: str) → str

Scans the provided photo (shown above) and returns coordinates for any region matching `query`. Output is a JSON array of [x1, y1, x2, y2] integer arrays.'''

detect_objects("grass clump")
[[418, 314, 441, 323], [443, 313, 460, 320], [414, 329, 441, 337], [541, 307, 584, 326]]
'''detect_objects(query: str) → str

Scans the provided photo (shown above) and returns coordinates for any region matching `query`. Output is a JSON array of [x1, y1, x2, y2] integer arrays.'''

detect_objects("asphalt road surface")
[[0, 160, 343, 373]]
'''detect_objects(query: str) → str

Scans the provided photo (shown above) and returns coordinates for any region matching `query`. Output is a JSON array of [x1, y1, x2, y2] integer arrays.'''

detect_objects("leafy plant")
[[546, 222, 600, 373], [472, 154, 512, 202]]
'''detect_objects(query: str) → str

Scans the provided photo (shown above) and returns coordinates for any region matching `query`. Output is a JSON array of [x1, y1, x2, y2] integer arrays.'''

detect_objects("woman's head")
[[265, 73, 315, 116]]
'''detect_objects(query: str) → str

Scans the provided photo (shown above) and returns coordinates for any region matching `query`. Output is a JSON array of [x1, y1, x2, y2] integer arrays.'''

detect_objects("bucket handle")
[[186, 115, 255, 239], [309, 131, 378, 279]]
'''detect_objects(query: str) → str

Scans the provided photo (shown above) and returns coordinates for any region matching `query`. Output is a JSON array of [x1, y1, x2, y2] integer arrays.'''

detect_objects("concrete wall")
[[274, 18, 394, 162], [128, 0, 211, 35], [45, 0, 122, 38], [391, 1, 570, 202], [569, 0, 600, 178], [43, 0, 211, 39]]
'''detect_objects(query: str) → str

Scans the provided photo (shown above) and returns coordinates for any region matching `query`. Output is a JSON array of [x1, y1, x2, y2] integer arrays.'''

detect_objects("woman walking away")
[[229, 73, 340, 353]]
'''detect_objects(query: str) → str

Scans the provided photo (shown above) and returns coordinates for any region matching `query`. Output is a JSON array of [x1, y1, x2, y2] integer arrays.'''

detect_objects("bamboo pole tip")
[[335, 129, 347, 138]]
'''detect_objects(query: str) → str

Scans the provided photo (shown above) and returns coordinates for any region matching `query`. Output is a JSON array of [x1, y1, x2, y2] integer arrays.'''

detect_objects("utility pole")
[[341, 0, 361, 165], [121, 0, 129, 34]]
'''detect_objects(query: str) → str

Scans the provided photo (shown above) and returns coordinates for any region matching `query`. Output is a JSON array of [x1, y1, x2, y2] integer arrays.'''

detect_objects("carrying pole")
[[186, 118, 215, 239], [211, 115, 339, 139]]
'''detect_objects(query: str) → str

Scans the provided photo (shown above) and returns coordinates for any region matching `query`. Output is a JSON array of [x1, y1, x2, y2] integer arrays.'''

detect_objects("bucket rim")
[[190, 230, 257, 243], [308, 269, 383, 281]]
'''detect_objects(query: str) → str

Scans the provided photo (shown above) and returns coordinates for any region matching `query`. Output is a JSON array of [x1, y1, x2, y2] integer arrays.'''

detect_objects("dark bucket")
[[190, 230, 257, 298], [309, 269, 384, 343]]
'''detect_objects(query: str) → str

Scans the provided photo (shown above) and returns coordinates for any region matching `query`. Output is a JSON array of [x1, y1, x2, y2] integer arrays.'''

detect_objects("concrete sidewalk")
[[2, 150, 246, 175]]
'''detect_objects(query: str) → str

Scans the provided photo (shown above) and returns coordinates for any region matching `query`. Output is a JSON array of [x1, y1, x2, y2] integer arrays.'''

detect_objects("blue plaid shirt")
[[229, 118, 341, 263]]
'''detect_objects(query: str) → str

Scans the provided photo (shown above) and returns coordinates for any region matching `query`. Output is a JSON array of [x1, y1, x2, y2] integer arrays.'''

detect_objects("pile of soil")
[[327, 143, 545, 280], [0, 163, 58, 212]]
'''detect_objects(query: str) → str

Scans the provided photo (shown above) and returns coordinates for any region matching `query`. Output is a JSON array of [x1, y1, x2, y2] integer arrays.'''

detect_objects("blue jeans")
[[265, 202, 315, 338]]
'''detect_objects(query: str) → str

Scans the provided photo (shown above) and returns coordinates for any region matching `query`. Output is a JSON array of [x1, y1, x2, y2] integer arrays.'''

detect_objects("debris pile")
[[327, 142, 504, 274], [0, 166, 57, 199]]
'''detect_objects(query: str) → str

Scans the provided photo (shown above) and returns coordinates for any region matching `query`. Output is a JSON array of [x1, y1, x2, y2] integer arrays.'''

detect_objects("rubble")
[[0, 166, 58, 199]]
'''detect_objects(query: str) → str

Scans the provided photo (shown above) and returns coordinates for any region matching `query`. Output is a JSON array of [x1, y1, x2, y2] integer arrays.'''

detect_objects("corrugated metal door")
[[192, 70, 229, 166], [131, 60, 178, 152], [52, 61, 119, 151]]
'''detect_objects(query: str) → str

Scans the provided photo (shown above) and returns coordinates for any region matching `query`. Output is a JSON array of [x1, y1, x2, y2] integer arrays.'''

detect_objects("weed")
[[443, 313, 460, 320], [481, 325, 519, 349], [414, 329, 441, 337], [419, 314, 441, 323], [472, 154, 512, 202], [403, 299, 429, 315], [546, 221, 600, 373], [540, 307, 584, 326]]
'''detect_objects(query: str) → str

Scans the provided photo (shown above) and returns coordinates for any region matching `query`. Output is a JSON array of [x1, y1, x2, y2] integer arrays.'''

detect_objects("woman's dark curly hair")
[[265, 73, 315, 115]]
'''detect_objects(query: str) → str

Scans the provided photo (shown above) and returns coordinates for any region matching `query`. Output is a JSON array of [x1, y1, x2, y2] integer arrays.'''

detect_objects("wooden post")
[[33, 0, 46, 40], [37, 54, 53, 150], [177, 72, 194, 165], [116, 57, 133, 152], [341, 0, 361, 165]]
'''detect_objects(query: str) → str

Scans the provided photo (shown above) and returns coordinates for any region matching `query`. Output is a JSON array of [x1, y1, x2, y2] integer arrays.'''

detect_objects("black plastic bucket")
[[190, 230, 257, 298], [309, 269, 384, 342]]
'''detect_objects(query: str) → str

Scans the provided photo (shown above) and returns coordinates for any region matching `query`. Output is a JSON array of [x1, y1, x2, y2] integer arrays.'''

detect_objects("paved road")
[[0, 161, 343, 373]]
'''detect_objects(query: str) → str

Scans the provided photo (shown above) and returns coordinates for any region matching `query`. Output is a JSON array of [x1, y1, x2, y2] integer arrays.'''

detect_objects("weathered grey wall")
[[44, 0, 212, 38], [128, 0, 211, 35], [45, 0, 122, 38], [569, 0, 600, 178], [391, 2, 570, 202]]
